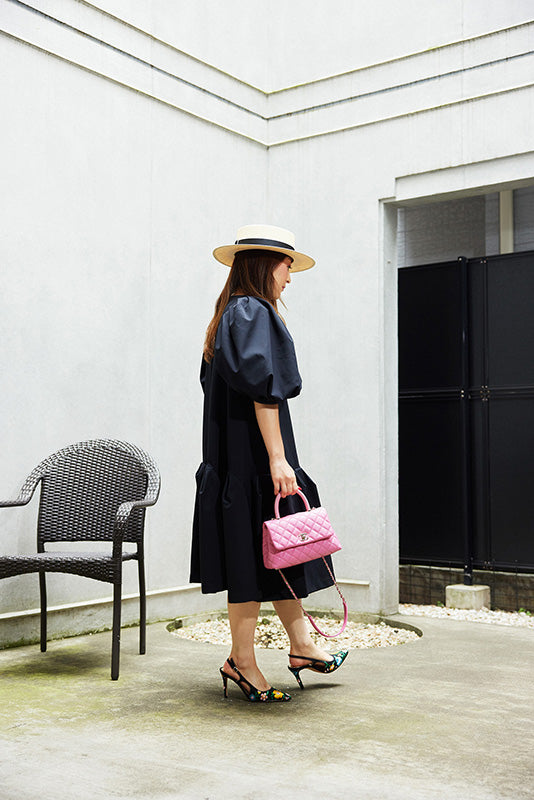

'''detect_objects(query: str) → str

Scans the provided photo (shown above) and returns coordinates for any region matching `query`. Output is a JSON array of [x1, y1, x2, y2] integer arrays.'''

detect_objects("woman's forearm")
[[254, 402, 297, 496], [253, 402, 285, 460]]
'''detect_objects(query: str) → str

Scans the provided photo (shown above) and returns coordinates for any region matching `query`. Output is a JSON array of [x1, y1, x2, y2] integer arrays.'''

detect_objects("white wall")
[[90, 0, 534, 90], [0, 2, 267, 626], [2, 0, 534, 640], [265, 13, 534, 613]]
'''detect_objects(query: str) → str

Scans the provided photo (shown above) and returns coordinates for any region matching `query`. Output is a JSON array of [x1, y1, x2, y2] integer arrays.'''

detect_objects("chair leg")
[[111, 582, 122, 681], [39, 572, 47, 652], [138, 555, 146, 655]]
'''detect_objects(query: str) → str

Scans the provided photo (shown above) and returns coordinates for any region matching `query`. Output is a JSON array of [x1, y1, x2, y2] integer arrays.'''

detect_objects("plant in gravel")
[[518, 608, 532, 616]]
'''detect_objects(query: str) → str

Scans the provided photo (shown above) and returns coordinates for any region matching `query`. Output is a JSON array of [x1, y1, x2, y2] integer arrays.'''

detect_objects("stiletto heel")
[[219, 657, 291, 703], [288, 650, 349, 689], [288, 666, 304, 690]]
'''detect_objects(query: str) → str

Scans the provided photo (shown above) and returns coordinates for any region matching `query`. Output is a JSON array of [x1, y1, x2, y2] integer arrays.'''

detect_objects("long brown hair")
[[203, 249, 288, 362]]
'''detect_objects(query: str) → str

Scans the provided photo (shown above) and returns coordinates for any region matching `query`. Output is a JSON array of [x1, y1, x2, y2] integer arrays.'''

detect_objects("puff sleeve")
[[214, 297, 302, 403]]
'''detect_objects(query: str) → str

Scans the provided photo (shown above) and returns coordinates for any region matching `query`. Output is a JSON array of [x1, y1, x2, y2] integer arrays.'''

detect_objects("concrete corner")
[[445, 584, 491, 610]]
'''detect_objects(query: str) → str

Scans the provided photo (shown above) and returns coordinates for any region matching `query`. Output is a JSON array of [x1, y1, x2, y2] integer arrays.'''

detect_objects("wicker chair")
[[0, 439, 160, 680]]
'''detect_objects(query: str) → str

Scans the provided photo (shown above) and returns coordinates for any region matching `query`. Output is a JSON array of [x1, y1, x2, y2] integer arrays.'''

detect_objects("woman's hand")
[[269, 456, 298, 498]]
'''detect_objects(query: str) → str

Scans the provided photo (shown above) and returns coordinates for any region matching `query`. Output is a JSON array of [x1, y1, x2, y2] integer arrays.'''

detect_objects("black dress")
[[190, 295, 334, 603]]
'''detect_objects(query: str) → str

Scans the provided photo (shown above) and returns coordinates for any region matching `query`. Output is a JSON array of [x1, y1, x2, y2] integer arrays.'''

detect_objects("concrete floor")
[[0, 614, 533, 800]]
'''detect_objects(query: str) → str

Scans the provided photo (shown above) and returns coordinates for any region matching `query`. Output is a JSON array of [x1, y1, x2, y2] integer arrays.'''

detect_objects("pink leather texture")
[[263, 490, 348, 638], [262, 491, 341, 570]]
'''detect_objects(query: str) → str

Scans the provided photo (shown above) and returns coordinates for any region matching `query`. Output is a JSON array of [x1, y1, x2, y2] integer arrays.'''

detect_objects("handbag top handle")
[[273, 488, 311, 519]]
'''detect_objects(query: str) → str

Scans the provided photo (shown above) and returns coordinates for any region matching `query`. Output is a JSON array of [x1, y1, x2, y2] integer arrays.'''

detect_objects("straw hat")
[[213, 224, 315, 272]]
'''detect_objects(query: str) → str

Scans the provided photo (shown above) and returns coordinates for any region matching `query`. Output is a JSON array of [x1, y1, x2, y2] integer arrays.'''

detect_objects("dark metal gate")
[[399, 250, 534, 579]]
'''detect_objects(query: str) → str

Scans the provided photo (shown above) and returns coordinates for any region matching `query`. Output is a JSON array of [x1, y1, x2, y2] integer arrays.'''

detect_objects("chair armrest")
[[0, 497, 32, 508], [113, 462, 160, 543], [0, 472, 41, 508], [114, 497, 159, 538]]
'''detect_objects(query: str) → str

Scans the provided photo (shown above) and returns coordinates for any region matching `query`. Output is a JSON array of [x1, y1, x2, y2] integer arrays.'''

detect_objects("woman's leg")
[[226, 600, 270, 691], [272, 598, 334, 667]]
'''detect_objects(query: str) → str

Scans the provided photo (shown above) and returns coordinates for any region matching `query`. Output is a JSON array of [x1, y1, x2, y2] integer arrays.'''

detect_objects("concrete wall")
[[264, 14, 534, 615], [0, 0, 268, 638], [2, 0, 534, 642], [93, 0, 534, 90]]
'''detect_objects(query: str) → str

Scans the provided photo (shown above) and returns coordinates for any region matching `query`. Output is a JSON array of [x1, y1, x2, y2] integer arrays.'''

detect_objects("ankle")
[[229, 653, 257, 672], [288, 637, 314, 655]]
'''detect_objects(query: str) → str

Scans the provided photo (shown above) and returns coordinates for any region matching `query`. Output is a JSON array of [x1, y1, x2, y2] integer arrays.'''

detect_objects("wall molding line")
[[268, 49, 534, 120], [4, 23, 533, 150], [394, 149, 534, 205], [8, 0, 265, 93], [76, 0, 265, 92], [0, 29, 268, 146], [268, 19, 534, 94], [267, 82, 534, 148], [7, 0, 268, 119], [3, 1, 533, 147], [73, 0, 534, 95]]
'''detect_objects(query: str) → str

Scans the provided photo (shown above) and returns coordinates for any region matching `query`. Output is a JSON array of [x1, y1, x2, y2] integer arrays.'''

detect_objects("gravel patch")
[[170, 615, 420, 650], [399, 603, 534, 628], [169, 605, 533, 651]]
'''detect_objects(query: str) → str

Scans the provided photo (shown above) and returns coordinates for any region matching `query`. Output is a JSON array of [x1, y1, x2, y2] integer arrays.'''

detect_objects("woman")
[[190, 224, 348, 702]]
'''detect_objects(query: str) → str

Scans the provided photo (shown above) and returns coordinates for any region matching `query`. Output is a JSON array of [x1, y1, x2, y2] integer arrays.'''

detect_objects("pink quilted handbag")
[[263, 489, 341, 569], [263, 489, 348, 638]]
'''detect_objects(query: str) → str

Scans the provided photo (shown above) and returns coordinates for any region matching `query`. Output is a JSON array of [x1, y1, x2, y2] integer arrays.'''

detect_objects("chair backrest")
[[34, 440, 160, 545]]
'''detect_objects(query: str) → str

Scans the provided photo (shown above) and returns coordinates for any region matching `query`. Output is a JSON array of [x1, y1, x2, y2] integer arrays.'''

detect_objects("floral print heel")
[[288, 650, 349, 689], [220, 657, 291, 702]]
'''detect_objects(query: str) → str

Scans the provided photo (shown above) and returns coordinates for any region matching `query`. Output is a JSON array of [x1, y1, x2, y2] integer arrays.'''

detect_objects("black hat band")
[[235, 237, 295, 250]]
